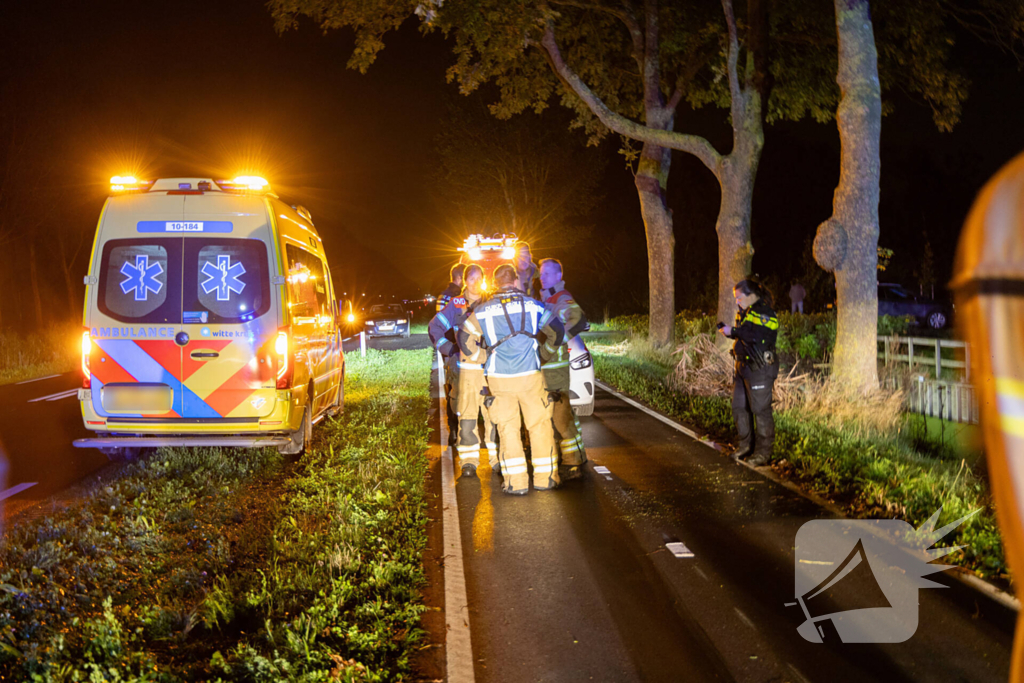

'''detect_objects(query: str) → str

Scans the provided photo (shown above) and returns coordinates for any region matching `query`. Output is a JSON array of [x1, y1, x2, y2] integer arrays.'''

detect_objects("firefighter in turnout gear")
[[718, 279, 779, 467], [436, 263, 466, 313], [431, 262, 467, 444], [458, 264, 566, 494], [539, 259, 589, 480], [429, 265, 499, 475]]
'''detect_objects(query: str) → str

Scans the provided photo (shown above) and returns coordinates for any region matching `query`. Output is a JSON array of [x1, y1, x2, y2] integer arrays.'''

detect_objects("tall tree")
[[270, 0, 761, 346], [813, 0, 882, 392]]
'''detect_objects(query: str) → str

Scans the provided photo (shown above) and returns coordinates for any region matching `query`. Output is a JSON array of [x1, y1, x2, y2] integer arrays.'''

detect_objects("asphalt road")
[[454, 387, 1014, 682], [0, 333, 431, 522], [0, 373, 105, 520]]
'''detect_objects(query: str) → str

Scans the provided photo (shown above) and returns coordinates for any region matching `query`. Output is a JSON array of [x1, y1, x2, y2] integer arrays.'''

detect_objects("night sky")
[[2, 0, 1022, 328]]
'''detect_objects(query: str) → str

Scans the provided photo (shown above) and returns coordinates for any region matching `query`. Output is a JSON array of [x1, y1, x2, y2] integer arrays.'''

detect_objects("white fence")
[[877, 335, 977, 424], [877, 335, 970, 380]]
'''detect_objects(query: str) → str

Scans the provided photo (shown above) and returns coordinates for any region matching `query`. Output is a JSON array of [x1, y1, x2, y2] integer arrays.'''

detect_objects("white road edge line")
[[595, 380, 710, 445], [0, 482, 37, 501], [437, 352, 476, 683], [734, 607, 755, 630], [28, 389, 78, 404], [787, 663, 812, 683], [16, 374, 61, 385], [597, 379, 1023, 613]]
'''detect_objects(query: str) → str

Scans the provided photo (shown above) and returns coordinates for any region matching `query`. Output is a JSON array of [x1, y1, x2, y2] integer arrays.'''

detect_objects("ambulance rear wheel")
[[100, 447, 142, 462]]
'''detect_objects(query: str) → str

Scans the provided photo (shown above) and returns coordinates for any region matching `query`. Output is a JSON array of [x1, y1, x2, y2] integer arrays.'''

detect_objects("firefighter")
[[429, 264, 499, 475], [459, 264, 566, 494], [539, 258, 589, 480], [430, 262, 467, 445], [717, 279, 779, 467], [436, 263, 466, 313]]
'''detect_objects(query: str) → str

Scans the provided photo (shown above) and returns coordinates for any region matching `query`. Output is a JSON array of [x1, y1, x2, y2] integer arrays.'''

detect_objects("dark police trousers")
[[732, 364, 776, 457]]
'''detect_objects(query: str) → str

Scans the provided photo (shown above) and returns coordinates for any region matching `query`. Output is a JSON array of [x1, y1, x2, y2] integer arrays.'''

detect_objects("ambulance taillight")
[[275, 328, 292, 389], [81, 330, 91, 387]]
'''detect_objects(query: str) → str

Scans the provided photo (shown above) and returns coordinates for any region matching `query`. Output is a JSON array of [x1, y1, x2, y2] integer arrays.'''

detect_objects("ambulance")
[[74, 176, 344, 458]]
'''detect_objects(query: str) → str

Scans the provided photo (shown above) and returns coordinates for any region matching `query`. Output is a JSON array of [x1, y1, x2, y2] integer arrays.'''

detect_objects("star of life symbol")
[[789, 507, 978, 643], [201, 255, 247, 302], [120, 255, 164, 301]]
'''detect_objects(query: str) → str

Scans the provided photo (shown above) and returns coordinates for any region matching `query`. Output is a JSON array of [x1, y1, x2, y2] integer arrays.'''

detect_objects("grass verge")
[[0, 348, 432, 681], [592, 344, 1005, 580], [0, 325, 79, 385]]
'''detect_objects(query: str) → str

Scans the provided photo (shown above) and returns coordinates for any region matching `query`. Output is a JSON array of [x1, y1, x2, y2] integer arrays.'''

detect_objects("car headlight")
[[398, 319, 408, 323], [365, 321, 374, 326], [570, 352, 592, 370]]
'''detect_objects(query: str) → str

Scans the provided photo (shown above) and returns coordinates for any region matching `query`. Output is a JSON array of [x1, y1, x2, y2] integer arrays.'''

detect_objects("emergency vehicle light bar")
[[216, 176, 272, 193], [458, 234, 518, 260], [110, 176, 154, 194]]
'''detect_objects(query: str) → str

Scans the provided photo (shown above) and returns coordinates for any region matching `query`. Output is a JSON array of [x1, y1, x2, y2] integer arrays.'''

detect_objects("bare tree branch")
[[549, 0, 646, 73], [721, 0, 743, 108], [538, 21, 722, 174]]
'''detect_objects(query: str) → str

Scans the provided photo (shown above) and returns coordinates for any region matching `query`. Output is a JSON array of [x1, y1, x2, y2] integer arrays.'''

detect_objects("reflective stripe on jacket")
[[542, 282, 587, 370], [459, 287, 564, 378], [728, 299, 778, 368], [436, 281, 461, 313]]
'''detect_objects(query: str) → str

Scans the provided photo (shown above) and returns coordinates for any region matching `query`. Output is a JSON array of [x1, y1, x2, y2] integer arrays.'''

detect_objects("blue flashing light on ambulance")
[[74, 175, 344, 459]]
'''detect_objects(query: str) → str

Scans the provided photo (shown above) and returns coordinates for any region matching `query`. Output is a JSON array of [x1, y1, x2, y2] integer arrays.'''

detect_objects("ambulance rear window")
[[98, 239, 181, 323], [184, 239, 271, 324]]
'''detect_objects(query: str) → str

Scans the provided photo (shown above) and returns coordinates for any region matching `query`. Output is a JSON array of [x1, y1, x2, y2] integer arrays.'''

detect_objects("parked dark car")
[[363, 303, 411, 338], [878, 283, 952, 329]]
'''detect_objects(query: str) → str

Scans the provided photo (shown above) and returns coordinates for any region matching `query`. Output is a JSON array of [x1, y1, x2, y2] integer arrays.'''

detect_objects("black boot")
[[746, 451, 769, 467], [732, 443, 753, 461]]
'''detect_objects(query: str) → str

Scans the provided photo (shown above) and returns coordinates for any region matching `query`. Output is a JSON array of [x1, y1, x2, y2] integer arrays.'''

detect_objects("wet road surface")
[[454, 386, 1014, 682]]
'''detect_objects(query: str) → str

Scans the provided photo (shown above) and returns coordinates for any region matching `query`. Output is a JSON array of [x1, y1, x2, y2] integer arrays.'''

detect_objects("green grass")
[[0, 348, 433, 681], [593, 348, 1006, 579], [0, 325, 79, 385]]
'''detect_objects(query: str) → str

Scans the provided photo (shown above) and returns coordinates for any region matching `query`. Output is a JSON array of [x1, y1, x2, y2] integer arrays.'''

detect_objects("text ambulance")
[[74, 176, 344, 458]]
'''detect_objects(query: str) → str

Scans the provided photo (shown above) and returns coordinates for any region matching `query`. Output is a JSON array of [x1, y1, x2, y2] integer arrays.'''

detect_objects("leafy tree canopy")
[[269, 0, 972, 140]]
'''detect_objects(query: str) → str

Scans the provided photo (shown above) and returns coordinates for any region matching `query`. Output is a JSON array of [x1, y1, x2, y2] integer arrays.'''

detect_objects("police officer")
[[436, 263, 466, 313], [539, 258, 589, 480], [718, 279, 779, 467], [459, 264, 565, 494], [429, 265, 499, 475]]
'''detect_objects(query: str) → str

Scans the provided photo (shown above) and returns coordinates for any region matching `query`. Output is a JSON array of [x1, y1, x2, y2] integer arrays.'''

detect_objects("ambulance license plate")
[[101, 384, 173, 413]]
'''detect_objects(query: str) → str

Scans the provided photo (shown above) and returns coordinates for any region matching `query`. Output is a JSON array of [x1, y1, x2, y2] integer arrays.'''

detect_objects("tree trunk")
[[816, 0, 882, 391], [714, 142, 763, 326], [635, 140, 675, 348], [29, 241, 44, 329]]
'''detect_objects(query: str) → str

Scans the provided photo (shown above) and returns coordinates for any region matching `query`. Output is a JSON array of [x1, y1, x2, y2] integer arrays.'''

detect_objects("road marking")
[[788, 663, 812, 683], [28, 388, 79, 403], [734, 607, 755, 630], [666, 541, 694, 558], [694, 566, 710, 582], [0, 482, 37, 501], [437, 352, 476, 683], [596, 381, 710, 445], [16, 374, 61, 385]]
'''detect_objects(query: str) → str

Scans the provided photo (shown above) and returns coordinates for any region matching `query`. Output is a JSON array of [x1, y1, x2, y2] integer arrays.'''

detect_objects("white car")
[[568, 334, 595, 416]]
